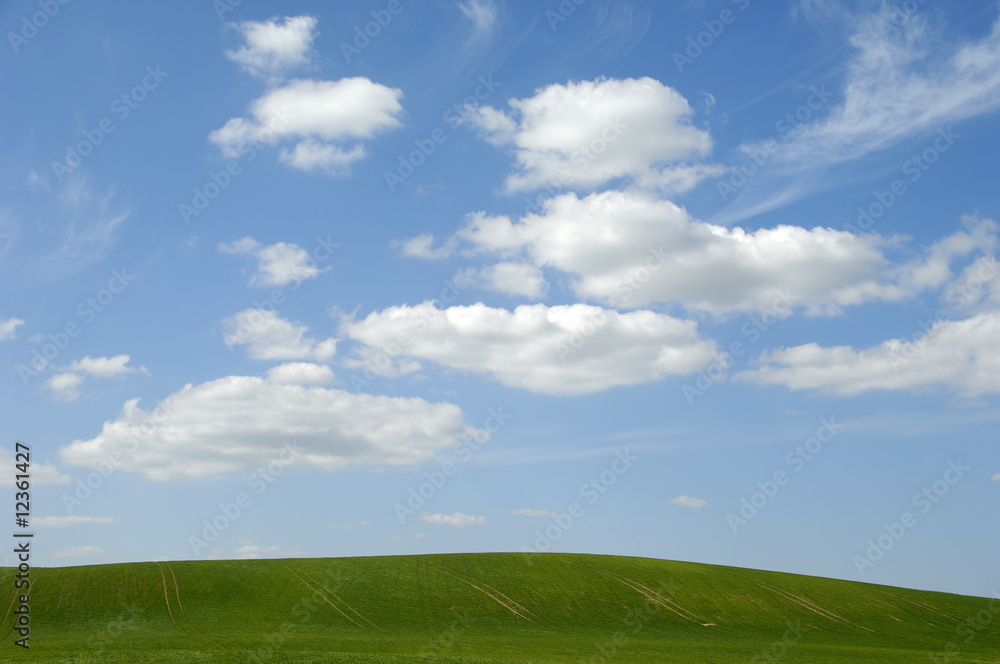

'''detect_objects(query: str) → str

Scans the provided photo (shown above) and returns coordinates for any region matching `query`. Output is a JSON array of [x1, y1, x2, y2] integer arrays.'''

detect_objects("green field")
[[0, 553, 997, 663]]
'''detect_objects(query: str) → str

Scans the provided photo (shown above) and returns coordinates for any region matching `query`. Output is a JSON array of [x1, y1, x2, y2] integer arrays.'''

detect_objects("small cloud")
[[232, 543, 303, 559], [47, 355, 148, 402], [670, 495, 706, 509], [53, 545, 103, 558], [419, 512, 485, 527], [223, 309, 337, 361], [414, 533, 427, 539], [225, 15, 317, 81], [34, 516, 115, 527], [458, 0, 497, 37], [47, 372, 84, 402], [233, 544, 280, 558], [391, 535, 404, 541], [992, 473, 1000, 481], [783, 410, 808, 416], [0, 317, 24, 341], [391, 233, 456, 260], [511, 508, 556, 518], [0, 450, 70, 486], [219, 236, 332, 287], [68, 355, 149, 378], [327, 521, 367, 529]]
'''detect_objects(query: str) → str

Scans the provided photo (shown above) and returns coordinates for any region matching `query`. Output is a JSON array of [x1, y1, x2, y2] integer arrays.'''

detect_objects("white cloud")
[[991, 473, 1000, 481], [224, 309, 337, 361], [670, 495, 706, 509], [209, 77, 404, 176], [219, 236, 330, 287], [464, 77, 717, 193], [34, 516, 115, 527], [31, 177, 130, 279], [279, 140, 367, 175], [266, 362, 335, 386], [68, 355, 149, 378], [343, 301, 719, 396], [458, 0, 497, 37], [46, 355, 149, 402], [0, 450, 70, 486], [511, 508, 556, 517], [58, 376, 478, 481], [419, 512, 485, 527], [731, 9, 1000, 218], [785, 9, 1000, 167], [232, 543, 302, 559], [736, 311, 1000, 397], [0, 317, 24, 340], [456, 262, 548, 299], [47, 372, 84, 402], [52, 545, 103, 558], [225, 15, 317, 80], [431, 190, 927, 315], [392, 233, 458, 260]]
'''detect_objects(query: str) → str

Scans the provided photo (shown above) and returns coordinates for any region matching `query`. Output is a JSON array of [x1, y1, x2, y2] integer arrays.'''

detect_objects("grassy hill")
[[0, 552, 997, 663]]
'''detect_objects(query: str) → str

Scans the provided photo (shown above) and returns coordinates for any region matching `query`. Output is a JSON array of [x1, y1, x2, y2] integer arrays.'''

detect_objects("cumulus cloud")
[[266, 362, 335, 385], [58, 376, 477, 481], [0, 450, 69, 486], [34, 516, 115, 527], [225, 15, 317, 80], [0, 316, 24, 341], [392, 233, 458, 260], [409, 195, 999, 317], [47, 372, 84, 402], [413, 190, 931, 315], [342, 301, 718, 395], [670, 495, 706, 509], [736, 311, 1000, 397], [456, 262, 548, 299], [53, 545, 103, 558], [209, 77, 404, 175], [47, 355, 148, 402], [219, 236, 331, 287], [419, 512, 485, 527], [223, 309, 337, 361], [463, 77, 718, 193], [68, 355, 149, 378]]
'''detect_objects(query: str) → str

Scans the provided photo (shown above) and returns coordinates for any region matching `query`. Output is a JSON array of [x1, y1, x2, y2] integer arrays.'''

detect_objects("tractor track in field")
[[159, 563, 246, 660], [755, 582, 876, 633], [427, 562, 547, 625], [0, 577, 35, 643], [280, 562, 372, 629], [893, 593, 962, 623], [157, 563, 184, 632], [605, 573, 711, 626], [295, 565, 378, 629]]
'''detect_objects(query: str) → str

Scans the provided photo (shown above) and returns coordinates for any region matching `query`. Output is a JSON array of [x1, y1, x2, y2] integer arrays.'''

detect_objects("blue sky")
[[1, 0, 999, 598]]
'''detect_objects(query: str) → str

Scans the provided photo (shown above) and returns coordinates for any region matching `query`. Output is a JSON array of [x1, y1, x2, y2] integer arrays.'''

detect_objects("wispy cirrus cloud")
[[721, 6, 1000, 221]]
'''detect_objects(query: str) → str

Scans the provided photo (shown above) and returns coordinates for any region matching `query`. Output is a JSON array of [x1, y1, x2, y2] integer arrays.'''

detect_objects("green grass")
[[0, 553, 997, 662]]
